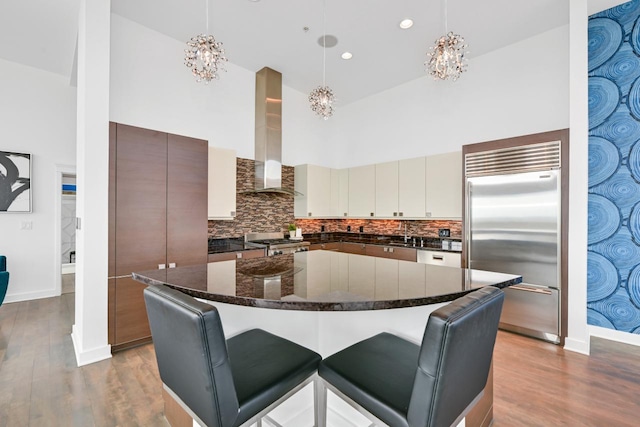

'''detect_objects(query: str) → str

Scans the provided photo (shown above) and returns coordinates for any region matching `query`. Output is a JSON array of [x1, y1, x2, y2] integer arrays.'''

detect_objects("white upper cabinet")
[[295, 164, 332, 218], [331, 168, 349, 218], [398, 157, 426, 218], [425, 151, 463, 218], [375, 161, 399, 218], [348, 165, 376, 218], [208, 147, 237, 220]]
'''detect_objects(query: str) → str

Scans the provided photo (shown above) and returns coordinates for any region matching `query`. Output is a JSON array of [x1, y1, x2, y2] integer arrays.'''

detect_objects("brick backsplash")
[[208, 158, 296, 237], [208, 158, 462, 239], [294, 218, 462, 239]]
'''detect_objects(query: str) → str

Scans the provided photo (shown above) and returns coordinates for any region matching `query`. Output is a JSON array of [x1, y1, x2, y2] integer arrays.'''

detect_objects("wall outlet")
[[347, 225, 351, 232], [359, 226, 364, 233], [321, 225, 325, 232], [21, 221, 33, 230], [438, 228, 450, 237]]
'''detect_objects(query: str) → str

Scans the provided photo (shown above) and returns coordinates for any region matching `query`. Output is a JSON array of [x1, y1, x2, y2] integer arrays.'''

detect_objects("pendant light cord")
[[444, 0, 448, 34], [322, 0, 327, 88], [206, 0, 210, 34]]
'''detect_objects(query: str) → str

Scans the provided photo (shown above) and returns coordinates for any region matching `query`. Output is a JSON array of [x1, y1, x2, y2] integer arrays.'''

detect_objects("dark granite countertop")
[[208, 237, 264, 254], [208, 232, 461, 254], [303, 232, 462, 252], [133, 251, 520, 311]]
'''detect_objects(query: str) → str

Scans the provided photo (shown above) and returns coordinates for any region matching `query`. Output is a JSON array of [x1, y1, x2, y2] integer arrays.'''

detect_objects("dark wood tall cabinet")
[[108, 123, 208, 351]]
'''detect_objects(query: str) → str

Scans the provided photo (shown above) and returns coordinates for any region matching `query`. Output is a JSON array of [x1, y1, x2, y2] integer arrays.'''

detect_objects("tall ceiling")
[[0, 0, 578, 105]]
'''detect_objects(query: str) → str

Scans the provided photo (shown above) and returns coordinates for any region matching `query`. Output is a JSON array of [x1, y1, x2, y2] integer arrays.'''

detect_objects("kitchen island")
[[133, 251, 521, 427]]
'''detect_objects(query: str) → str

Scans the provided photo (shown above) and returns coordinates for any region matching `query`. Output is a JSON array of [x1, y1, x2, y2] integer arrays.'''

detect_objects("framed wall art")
[[0, 151, 32, 212]]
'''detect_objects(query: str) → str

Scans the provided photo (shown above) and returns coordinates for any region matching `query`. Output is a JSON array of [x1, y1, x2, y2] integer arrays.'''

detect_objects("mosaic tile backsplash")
[[588, 1, 640, 334], [208, 158, 462, 240]]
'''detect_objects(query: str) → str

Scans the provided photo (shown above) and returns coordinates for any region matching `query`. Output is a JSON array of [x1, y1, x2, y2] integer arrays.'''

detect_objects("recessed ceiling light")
[[341, 52, 353, 60], [248, 0, 261, 2], [399, 19, 414, 29]]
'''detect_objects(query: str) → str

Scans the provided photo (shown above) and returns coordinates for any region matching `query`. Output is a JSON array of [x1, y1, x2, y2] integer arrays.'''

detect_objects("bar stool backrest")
[[144, 284, 240, 427], [407, 287, 505, 427]]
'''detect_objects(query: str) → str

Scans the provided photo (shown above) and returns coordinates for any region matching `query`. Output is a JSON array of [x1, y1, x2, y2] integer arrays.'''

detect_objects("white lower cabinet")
[[399, 261, 427, 299], [374, 257, 399, 300]]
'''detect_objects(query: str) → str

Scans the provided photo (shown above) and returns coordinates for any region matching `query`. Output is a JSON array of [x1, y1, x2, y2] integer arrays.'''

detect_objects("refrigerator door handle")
[[509, 285, 553, 295]]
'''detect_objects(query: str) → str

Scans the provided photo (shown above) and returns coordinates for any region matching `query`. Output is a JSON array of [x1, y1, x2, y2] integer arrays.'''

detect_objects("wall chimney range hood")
[[242, 67, 301, 196]]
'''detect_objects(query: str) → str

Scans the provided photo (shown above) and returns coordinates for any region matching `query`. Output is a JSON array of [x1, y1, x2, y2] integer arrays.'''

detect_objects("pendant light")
[[308, 0, 336, 119], [425, 0, 469, 81], [184, 0, 228, 83]]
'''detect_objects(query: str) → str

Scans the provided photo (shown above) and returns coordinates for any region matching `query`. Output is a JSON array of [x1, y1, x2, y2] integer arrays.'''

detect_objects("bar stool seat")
[[319, 287, 505, 427], [144, 284, 322, 427]]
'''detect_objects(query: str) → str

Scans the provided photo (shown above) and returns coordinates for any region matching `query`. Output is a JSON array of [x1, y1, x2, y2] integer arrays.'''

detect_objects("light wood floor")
[[1, 294, 639, 426]]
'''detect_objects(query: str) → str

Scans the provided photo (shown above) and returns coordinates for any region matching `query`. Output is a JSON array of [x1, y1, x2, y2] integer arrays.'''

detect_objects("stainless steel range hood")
[[243, 67, 301, 196]]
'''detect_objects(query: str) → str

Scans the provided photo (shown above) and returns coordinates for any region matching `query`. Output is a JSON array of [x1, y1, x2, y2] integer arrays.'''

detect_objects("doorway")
[[61, 173, 76, 294]]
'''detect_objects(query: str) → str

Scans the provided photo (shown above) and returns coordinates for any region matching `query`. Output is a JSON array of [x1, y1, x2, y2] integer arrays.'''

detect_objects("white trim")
[[54, 164, 76, 297], [62, 263, 76, 274], [3, 288, 60, 303], [71, 324, 111, 366], [589, 325, 640, 347], [563, 337, 591, 355]]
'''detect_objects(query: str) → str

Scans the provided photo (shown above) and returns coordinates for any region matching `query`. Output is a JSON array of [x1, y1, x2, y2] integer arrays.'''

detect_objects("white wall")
[[0, 58, 77, 302], [109, 14, 331, 166], [331, 25, 570, 168]]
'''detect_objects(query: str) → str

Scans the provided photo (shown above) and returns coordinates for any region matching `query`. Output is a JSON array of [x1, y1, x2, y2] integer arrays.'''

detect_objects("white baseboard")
[[71, 325, 112, 367], [589, 325, 640, 347], [4, 288, 60, 303], [563, 336, 590, 355], [62, 263, 76, 274]]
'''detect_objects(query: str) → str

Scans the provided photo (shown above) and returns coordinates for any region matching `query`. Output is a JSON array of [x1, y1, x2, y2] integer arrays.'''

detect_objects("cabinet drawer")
[[417, 250, 461, 267], [340, 242, 367, 254], [365, 245, 417, 262]]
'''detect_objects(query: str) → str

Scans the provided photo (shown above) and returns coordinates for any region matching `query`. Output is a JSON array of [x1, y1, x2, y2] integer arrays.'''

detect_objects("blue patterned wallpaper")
[[588, 0, 640, 334]]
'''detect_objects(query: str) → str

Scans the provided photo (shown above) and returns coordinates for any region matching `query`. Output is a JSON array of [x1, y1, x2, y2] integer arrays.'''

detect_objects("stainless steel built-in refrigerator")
[[465, 141, 561, 343]]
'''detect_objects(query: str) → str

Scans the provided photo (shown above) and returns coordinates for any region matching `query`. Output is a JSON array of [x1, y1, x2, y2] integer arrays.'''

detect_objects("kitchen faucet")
[[404, 222, 410, 243]]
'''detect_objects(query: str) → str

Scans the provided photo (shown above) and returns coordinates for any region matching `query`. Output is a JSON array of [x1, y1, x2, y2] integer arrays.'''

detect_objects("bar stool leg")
[[314, 376, 327, 427]]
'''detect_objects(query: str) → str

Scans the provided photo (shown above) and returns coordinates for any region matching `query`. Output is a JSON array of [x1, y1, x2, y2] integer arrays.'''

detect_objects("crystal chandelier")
[[425, 0, 468, 81], [309, 0, 336, 120], [184, 0, 227, 83]]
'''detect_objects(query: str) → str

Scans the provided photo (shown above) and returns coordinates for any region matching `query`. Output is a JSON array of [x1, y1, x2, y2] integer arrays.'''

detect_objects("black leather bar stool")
[[144, 284, 322, 427], [318, 287, 505, 427]]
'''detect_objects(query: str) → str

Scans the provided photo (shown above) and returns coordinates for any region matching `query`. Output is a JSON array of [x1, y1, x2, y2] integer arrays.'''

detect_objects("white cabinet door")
[[375, 161, 399, 218], [348, 255, 375, 299], [208, 147, 236, 219], [207, 260, 236, 295], [375, 258, 399, 300], [295, 164, 332, 218], [348, 165, 376, 218], [399, 261, 426, 299], [331, 168, 349, 218], [399, 157, 426, 218], [425, 151, 462, 218]]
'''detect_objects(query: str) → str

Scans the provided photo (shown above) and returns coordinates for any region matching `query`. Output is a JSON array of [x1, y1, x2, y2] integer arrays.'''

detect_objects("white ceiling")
[[0, 0, 580, 104]]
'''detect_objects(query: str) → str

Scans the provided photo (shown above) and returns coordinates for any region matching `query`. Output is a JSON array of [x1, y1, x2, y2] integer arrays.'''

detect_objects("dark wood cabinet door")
[[166, 133, 208, 268], [114, 276, 151, 347], [115, 124, 168, 276]]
